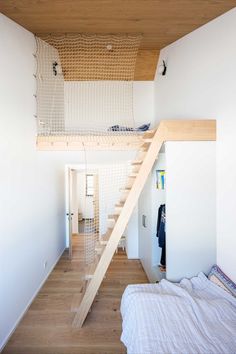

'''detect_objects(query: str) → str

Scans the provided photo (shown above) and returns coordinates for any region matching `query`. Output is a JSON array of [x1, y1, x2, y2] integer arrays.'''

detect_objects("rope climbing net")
[[35, 33, 143, 285], [35, 33, 142, 136]]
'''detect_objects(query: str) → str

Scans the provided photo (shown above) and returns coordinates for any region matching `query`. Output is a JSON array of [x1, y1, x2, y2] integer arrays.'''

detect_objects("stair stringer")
[[72, 123, 166, 328]]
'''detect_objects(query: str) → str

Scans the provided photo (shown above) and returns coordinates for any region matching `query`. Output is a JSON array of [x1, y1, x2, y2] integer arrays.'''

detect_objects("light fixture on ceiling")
[[158, 60, 167, 76], [106, 44, 113, 51]]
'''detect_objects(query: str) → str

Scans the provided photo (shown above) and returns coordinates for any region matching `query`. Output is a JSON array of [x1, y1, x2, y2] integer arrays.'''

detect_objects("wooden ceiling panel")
[[0, 1, 235, 49], [1, 1, 235, 80]]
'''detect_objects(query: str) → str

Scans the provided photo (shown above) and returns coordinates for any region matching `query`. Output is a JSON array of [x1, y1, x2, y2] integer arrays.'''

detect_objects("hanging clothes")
[[160, 244, 166, 268], [156, 204, 166, 267]]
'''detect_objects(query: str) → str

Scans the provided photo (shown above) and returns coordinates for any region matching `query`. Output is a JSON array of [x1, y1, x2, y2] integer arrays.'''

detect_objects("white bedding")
[[121, 273, 236, 354]]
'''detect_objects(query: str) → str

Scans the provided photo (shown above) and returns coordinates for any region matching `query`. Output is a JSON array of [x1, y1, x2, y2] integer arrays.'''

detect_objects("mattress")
[[120, 273, 236, 354]]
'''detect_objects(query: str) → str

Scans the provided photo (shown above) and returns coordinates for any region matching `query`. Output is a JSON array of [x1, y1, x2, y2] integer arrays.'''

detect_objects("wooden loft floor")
[[3, 235, 148, 354], [36, 120, 216, 151], [36, 133, 147, 151]]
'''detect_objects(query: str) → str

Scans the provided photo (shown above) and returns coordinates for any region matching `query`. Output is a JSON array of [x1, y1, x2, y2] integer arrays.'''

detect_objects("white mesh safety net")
[[81, 160, 133, 267], [35, 34, 142, 136], [36, 38, 65, 135], [35, 33, 144, 286]]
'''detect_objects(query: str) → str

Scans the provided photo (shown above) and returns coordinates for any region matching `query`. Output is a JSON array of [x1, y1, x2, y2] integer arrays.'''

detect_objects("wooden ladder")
[[72, 119, 216, 328]]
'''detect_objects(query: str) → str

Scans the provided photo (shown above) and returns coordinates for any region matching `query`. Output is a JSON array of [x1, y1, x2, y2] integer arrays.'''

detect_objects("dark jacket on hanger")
[[156, 204, 166, 248]]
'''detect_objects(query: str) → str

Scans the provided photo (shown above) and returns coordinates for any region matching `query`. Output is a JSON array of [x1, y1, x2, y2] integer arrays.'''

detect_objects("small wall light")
[[106, 44, 113, 51], [158, 60, 167, 76]]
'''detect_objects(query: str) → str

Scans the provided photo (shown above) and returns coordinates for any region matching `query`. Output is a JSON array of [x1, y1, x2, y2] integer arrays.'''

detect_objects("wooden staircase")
[[72, 119, 216, 328]]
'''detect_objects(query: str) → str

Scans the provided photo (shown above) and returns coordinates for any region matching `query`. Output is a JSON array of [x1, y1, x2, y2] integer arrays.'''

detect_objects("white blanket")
[[121, 273, 236, 354]]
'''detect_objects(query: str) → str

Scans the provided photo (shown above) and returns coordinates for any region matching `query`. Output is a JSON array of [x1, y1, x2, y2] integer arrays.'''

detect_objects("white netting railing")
[[82, 159, 134, 267], [35, 34, 142, 136], [35, 38, 64, 135], [35, 33, 144, 284]]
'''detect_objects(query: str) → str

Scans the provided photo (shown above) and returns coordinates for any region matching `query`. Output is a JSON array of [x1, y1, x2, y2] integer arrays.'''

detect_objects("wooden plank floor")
[[3, 235, 148, 354]]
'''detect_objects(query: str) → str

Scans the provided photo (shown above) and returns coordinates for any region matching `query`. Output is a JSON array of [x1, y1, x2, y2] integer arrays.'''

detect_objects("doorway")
[[65, 165, 99, 260]]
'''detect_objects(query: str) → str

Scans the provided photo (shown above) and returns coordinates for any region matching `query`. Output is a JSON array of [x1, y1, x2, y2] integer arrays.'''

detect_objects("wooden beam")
[[36, 120, 216, 151], [36, 134, 143, 151], [134, 49, 159, 80], [161, 120, 216, 141]]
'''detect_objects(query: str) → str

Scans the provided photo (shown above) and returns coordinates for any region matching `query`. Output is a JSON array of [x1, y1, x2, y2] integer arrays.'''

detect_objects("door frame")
[[65, 164, 99, 257]]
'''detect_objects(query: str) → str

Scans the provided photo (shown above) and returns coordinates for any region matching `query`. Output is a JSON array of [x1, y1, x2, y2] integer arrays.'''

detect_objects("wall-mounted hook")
[[158, 60, 167, 76], [53, 61, 58, 76]]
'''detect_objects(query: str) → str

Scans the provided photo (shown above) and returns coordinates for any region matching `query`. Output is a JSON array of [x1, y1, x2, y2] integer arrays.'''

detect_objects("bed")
[[121, 272, 236, 354]]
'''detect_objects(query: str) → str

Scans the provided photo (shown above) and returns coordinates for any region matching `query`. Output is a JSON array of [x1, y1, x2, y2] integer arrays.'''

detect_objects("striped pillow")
[[208, 265, 236, 297]]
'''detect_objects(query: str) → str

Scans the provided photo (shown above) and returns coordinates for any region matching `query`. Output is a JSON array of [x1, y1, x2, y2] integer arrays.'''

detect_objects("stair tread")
[[115, 201, 125, 207], [85, 261, 98, 276], [142, 138, 153, 143], [141, 142, 151, 148], [95, 243, 104, 250], [95, 244, 105, 255], [131, 160, 143, 165], [115, 205, 123, 209], [84, 257, 102, 280], [100, 229, 113, 244], [108, 214, 119, 221], [143, 129, 155, 138], [120, 187, 132, 191], [95, 240, 103, 247]]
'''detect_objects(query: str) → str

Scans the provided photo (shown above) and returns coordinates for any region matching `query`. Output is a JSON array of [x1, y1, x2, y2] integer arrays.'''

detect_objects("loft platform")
[[36, 120, 216, 151], [36, 131, 153, 151], [160, 119, 216, 141]]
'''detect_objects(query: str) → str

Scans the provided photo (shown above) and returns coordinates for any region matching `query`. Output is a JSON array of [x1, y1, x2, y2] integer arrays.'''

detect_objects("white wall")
[[0, 14, 151, 349], [166, 142, 216, 281], [154, 8, 236, 282], [125, 207, 139, 259], [0, 15, 66, 349], [133, 82, 155, 128]]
